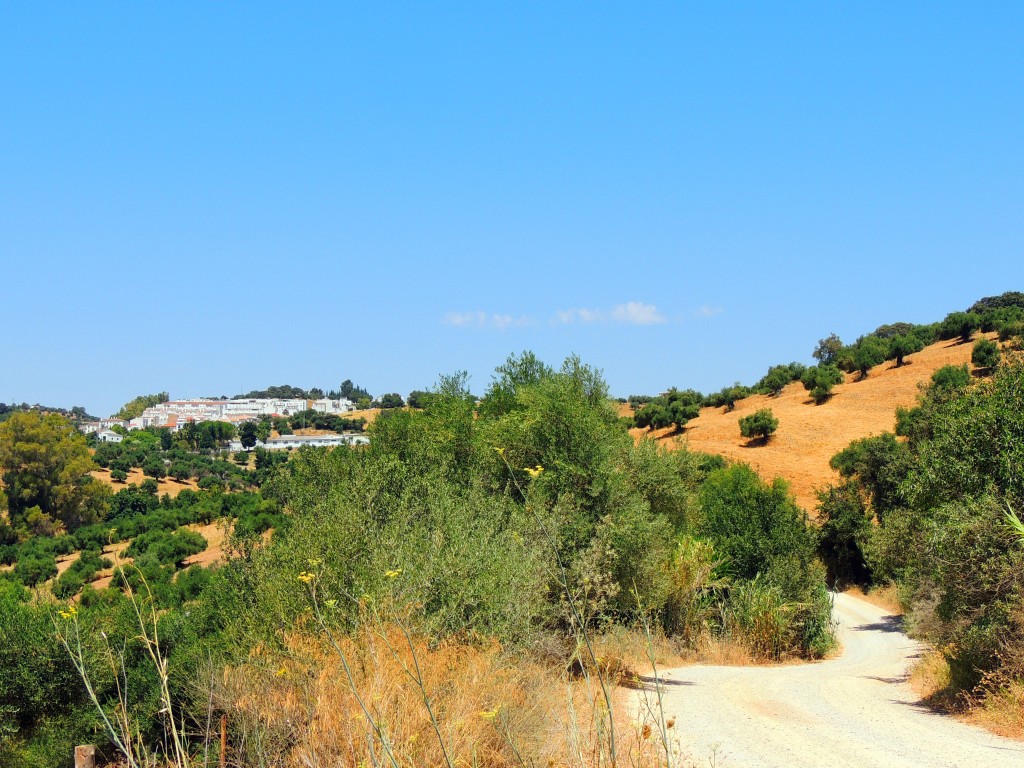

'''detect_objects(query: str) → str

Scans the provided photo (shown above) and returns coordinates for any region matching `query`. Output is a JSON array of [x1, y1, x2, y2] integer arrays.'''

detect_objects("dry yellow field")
[[631, 336, 990, 513]]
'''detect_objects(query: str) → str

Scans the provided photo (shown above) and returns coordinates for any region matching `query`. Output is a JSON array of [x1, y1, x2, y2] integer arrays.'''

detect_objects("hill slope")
[[633, 336, 990, 512]]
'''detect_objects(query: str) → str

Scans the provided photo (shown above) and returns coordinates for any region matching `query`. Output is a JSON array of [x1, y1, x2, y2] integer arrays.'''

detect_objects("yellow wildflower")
[[275, 666, 288, 677], [385, 568, 403, 579], [494, 446, 505, 456], [324, 599, 337, 608], [297, 571, 315, 583], [479, 707, 500, 720], [524, 465, 544, 478]]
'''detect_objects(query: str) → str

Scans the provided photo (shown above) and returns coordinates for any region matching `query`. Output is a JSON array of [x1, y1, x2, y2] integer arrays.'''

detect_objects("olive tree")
[[739, 408, 779, 443]]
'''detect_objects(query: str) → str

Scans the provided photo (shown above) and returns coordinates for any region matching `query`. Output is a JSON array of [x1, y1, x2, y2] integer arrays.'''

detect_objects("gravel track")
[[633, 592, 1024, 768]]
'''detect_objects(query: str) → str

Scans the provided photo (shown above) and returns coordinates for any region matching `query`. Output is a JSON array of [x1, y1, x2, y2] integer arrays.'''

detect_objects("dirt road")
[[634, 593, 1024, 767]]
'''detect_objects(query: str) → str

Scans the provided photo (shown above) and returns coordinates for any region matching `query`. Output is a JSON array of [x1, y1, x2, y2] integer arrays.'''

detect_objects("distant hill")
[[0, 402, 97, 423], [631, 334, 998, 513]]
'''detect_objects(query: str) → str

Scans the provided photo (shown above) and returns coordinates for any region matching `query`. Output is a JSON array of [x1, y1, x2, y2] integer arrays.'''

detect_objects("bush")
[[930, 363, 971, 390], [738, 409, 778, 443], [971, 338, 1000, 370], [801, 364, 843, 404]]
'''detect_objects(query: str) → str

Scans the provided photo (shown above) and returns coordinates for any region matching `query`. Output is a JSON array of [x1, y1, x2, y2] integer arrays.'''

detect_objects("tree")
[[407, 390, 432, 409], [931, 363, 971, 390], [756, 364, 806, 397], [801, 365, 844, 404], [971, 338, 1000, 371], [255, 417, 273, 443], [813, 334, 844, 366], [851, 336, 889, 379], [634, 388, 702, 432], [888, 333, 924, 367], [338, 379, 371, 402], [940, 311, 981, 343], [738, 409, 779, 443], [114, 392, 169, 420], [374, 393, 406, 409], [0, 411, 107, 532], [238, 421, 259, 450]]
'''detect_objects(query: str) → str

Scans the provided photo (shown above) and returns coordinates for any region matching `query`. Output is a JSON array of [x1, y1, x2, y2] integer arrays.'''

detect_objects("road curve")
[[632, 592, 1024, 768]]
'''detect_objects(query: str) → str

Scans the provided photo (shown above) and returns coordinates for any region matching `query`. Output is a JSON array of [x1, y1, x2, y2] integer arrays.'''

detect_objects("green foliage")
[[114, 392, 169, 420], [123, 528, 206, 568], [829, 433, 911, 516], [971, 338, 1000, 370], [0, 411, 108, 532], [703, 384, 751, 411], [931, 363, 972, 390], [0, 580, 91, 765], [815, 482, 873, 586], [812, 333, 843, 366], [968, 291, 1024, 314], [821, 353, 1024, 699], [800, 364, 843, 404], [888, 333, 925, 366], [373, 392, 406, 409], [288, 409, 366, 433], [849, 335, 889, 378], [238, 420, 258, 450], [754, 363, 806, 396], [336, 379, 372, 402], [633, 388, 702, 431], [940, 311, 981, 343], [696, 465, 814, 587], [738, 408, 778, 443]]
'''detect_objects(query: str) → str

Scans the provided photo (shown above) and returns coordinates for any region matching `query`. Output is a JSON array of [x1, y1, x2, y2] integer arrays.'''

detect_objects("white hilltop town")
[[81, 396, 369, 450]]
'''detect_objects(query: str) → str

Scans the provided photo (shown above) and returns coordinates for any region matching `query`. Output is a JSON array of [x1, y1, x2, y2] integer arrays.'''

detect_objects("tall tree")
[[813, 334, 844, 366], [238, 421, 259, 450], [0, 411, 107, 532]]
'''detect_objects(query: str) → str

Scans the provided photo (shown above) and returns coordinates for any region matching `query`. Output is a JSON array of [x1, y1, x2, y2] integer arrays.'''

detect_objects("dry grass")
[[213, 625, 662, 768], [843, 584, 903, 615], [631, 336, 990, 513], [90, 467, 199, 497], [909, 649, 953, 704], [970, 683, 1024, 740]]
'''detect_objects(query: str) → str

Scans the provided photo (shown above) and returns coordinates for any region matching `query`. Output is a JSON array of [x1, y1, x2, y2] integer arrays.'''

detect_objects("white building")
[[97, 429, 123, 443], [311, 397, 356, 414], [228, 433, 369, 451]]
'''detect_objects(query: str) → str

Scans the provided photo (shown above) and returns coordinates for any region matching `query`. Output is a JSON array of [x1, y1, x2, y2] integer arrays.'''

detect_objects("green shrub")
[[971, 338, 1000, 370], [738, 408, 778, 442], [801, 364, 843, 404]]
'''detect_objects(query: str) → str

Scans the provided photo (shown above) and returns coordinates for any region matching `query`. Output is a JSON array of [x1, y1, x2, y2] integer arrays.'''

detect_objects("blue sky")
[[3, 3, 1022, 417]]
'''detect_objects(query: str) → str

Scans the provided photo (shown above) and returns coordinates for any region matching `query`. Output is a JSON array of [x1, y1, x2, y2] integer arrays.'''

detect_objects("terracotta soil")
[[630, 336, 991, 513]]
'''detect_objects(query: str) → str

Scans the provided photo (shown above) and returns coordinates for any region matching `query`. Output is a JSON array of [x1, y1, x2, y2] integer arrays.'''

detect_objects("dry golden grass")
[[909, 649, 954, 704], [214, 624, 661, 768], [843, 584, 903, 615], [970, 683, 1024, 740], [632, 336, 989, 513]]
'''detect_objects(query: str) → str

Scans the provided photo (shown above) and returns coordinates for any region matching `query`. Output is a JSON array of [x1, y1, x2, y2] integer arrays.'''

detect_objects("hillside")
[[631, 335, 993, 512]]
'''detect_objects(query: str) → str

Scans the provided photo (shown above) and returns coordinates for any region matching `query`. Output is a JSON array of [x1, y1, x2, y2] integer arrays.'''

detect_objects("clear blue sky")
[[3, 3, 1022, 417]]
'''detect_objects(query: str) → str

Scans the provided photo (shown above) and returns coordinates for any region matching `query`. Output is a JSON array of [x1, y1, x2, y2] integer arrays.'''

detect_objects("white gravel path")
[[632, 592, 1024, 768]]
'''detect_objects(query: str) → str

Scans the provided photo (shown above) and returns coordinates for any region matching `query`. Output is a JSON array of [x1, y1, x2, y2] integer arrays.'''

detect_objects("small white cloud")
[[443, 311, 486, 327], [695, 305, 723, 318], [443, 311, 534, 329], [492, 314, 536, 329], [611, 302, 665, 325], [554, 307, 604, 324]]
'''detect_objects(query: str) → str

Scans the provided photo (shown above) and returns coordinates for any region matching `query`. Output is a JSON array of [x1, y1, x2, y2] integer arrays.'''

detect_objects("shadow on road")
[[852, 614, 904, 633], [622, 674, 694, 691]]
